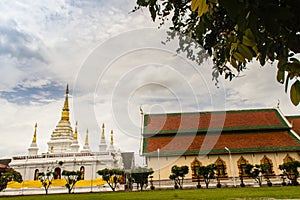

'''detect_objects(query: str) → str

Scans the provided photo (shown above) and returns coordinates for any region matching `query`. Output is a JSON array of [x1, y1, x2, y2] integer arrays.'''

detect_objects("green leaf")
[[149, 5, 156, 21], [290, 80, 300, 106], [137, 0, 149, 7], [276, 70, 285, 84]]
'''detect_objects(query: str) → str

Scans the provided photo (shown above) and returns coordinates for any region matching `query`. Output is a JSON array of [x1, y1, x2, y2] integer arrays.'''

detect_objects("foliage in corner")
[[0, 168, 22, 192], [135, 0, 300, 105]]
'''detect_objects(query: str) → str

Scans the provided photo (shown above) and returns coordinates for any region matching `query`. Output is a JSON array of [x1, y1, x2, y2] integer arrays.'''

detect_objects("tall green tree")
[[62, 170, 82, 194], [131, 167, 154, 191], [135, 0, 300, 105], [279, 161, 300, 186], [38, 171, 55, 195], [97, 168, 123, 191], [0, 168, 22, 192], [169, 165, 189, 189], [197, 164, 216, 188]]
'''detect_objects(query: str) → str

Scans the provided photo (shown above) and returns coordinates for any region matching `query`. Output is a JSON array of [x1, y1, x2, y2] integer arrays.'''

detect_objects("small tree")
[[62, 170, 82, 194], [279, 161, 300, 186], [169, 165, 189, 189], [131, 167, 153, 191], [0, 168, 22, 192], [245, 164, 268, 187], [38, 171, 55, 195], [97, 168, 123, 191], [197, 164, 216, 189]]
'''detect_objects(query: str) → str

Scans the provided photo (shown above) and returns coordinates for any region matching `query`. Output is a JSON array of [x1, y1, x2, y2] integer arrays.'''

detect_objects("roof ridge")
[[145, 107, 277, 116]]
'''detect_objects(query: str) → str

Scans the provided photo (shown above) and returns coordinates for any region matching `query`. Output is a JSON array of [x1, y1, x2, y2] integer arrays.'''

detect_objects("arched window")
[[191, 157, 202, 181], [54, 167, 61, 179], [260, 155, 274, 175], [80, 166, 85, 180], [237, 156, 249, 177], [215, 157, 227, 178], [34, 169, 39, 180], [283, 154, 294, 163]]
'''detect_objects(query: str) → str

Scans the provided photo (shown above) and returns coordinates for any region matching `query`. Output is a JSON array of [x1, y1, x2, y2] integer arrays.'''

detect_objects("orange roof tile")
[[145, 131, 300, 155], [286, 116, 300, 134], [144, 109, 288, 134], [142, 109, 300, 156]]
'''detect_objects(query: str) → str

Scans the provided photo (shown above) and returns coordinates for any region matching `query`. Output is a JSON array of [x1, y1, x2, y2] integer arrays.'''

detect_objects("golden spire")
[[101, 123, 105, 140], [110, 130, 114, 145], [61, 84, 70, 121], [85, 129, 89, 145], [32, 123, 37, 143], [74, 121, 78, 140]]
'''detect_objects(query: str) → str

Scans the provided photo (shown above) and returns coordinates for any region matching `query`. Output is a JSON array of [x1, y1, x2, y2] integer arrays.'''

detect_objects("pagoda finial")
[[110, 130, 114, 145], [101, 123, 105, 140], [61, 84, 70, 121], [74, 121, 78, 140], [32, 123, 37, 143], [85, 129, 89, 145]]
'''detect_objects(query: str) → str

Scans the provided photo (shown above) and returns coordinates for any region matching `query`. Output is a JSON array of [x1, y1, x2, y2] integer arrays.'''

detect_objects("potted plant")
[[280, 174, 287, 186], [149, 176, 155, 190], [216, 179, 222, 188], [240, 176, 245, 187]]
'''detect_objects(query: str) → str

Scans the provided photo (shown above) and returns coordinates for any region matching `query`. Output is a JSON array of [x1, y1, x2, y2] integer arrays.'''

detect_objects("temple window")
[[80, 166, 85, 180], [260, 155, 274, 176], [237, 156, 249, 177], [283, 154, 294, 163], [54, 167, 61, 179], [191, 157, 202, 181], [34, 169, 39, 180], [215, 157, 227, 178]]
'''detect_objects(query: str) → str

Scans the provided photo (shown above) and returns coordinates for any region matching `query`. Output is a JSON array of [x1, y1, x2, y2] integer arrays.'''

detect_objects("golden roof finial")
[[276, 99, 280, 108], [85, 129, 89, 145], [61, 84, 70, 121], [101, 123, 105, 140], [74, 121, 78, 140], [32, 123, 37, 143], [110, 130, 114, 145]]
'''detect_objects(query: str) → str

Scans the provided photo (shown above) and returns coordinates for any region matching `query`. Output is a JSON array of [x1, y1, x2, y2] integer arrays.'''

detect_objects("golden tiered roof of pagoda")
[[51, 84, 73, 138]]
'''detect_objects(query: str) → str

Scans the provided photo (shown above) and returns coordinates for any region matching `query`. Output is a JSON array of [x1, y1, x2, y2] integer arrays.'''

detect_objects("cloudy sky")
[[0, 0, 299, 164]]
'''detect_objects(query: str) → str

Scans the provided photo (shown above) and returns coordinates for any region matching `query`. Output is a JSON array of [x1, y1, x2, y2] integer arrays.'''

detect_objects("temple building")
[[142, 108, 300, 186], [9, 85, 132, 181]]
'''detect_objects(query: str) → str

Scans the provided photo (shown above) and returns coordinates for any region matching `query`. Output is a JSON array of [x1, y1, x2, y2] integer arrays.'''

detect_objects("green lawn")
[[2, 187, 300, 200]]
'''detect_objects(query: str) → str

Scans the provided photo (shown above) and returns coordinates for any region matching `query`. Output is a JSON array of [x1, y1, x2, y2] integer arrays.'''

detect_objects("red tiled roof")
[[142, 108, 300, 156], [144, 108, 288, 134], [286, 116, 300, 134], [145, 131, 300, 155]]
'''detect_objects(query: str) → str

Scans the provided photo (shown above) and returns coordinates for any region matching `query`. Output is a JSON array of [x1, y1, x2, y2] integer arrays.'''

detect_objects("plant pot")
[[217, 183, 222, 188], [174, 184, 179, 189], [267, 182, 272, 187], [282, 182, 287, 186], [240, 183, 245, 187], [196, 184, 201, 189], [150, 185, 155, 190]]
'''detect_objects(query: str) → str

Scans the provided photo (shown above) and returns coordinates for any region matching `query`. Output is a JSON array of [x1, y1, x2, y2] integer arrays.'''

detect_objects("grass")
[[2, 186, 300, 200]]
